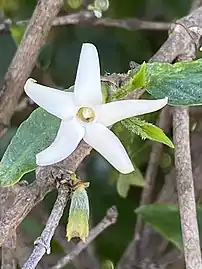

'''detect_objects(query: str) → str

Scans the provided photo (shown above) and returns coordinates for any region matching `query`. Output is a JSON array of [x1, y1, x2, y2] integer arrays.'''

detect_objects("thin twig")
[[173, 107, 202, 269], [0, 141, 92, 248], [132, 106, 171, 258], [22, 185, 70, 269], [117, 107, 172, 269], [150, 7, 202, 63], [51, 206, 118, 269], [118, 6, 202, 269], [171, 9, 202, 268], [0, 11, 170, 33], [52, 11, 171, 31], [0, 0, 64, 135], [1, 6, 202, 269], [137, 107, 171, 222], [0, 73, 142, 248], [32, 205, 100, 269], [147, 6, 202, 269]]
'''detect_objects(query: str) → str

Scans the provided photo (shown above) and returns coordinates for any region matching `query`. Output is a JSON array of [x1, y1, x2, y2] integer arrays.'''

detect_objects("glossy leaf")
[[146, 59, 202, 106], [135, 204, 202, 250], [0, 109, 60, 185], [109, 62, 146, 101], [0, 83, 76, 186], [131, 61, 146, 89], [122, 118, 174, 148]]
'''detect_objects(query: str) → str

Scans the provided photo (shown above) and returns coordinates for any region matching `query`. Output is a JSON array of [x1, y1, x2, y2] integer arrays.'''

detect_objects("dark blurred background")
[[0, 0, 194, 267]]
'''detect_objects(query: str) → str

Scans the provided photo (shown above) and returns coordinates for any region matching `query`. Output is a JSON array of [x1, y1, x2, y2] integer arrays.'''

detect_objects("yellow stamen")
[[77, 107, 95, 122]]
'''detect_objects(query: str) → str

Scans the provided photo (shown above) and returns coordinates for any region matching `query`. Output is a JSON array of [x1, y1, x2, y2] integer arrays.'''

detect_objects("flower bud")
[[66, 184, 89, 242], [67, 0, 83, 9], [94, 0, 109, 11]]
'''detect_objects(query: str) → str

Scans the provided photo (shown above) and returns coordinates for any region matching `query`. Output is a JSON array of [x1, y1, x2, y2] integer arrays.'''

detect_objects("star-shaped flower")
[[24, 43, 167, 174]]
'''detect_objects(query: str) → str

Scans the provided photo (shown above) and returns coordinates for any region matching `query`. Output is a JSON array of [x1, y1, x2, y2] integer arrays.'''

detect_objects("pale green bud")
[[67, 0, 83, 9], [94, 0, 109, 11], [66, 184, 90, 242], [102, 260, 114, 269]]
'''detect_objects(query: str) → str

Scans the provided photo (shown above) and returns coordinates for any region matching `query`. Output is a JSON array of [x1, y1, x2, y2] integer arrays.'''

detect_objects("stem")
[[173, 107, 202, 269], [51, 206, 118, 269], [22, 186, 70, 269]]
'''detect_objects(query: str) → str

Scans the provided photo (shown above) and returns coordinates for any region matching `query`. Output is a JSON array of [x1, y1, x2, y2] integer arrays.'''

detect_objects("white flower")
[[24, 43, 167, 174]]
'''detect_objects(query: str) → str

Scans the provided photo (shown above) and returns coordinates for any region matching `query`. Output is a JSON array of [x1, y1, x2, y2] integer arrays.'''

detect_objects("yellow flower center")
[[76, 107, 95, 122]]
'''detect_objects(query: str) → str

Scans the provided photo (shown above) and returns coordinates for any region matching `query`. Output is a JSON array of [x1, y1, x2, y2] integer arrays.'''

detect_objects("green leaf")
[[117, 169, 146, 198], [135, 204, 183, 249], [109, 62, 146, 101], [0, 109, 60, 186], [0, 85, 75, 186], [101, 83, 108, 103], [146, 59, 202, 106], [131, 61, 146, 89], [122, 118, 174, 148], [135, 204, 202, 250]]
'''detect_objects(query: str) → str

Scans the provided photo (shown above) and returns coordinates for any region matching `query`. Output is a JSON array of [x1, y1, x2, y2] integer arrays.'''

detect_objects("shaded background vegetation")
[[0, 0, 196, 267]]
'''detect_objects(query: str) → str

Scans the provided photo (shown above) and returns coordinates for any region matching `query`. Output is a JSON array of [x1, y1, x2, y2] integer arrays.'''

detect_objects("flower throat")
[[76, 107, 95, 123]]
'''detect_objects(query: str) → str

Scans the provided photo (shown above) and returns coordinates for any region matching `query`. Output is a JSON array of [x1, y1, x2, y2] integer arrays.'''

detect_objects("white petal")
[[24, 78, 76, 120], [36, 119, 84, 166], [74, 43, 102, 106], [95, 98, 168, 126], [84, 123, 134, 174]]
